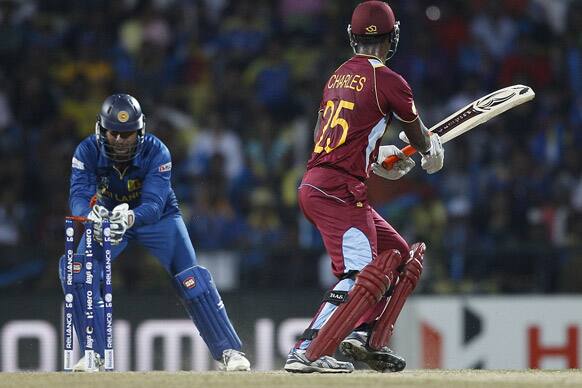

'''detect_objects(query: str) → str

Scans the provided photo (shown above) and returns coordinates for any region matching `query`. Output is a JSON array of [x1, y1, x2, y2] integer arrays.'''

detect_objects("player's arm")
[[399, 118, 444, 174], [69, 141, 110, 242], [108, 145, 172, 244], [401, 118, 430, 154], [381, 72, 430, 153], [131, 145, 172, 227], [69, 142, 98, 217], [313, 109, 323, 142], [380, 72, 444, 174]]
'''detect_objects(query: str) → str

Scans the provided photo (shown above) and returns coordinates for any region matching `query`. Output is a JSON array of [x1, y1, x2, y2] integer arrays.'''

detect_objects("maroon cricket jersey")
[[306, 54, 418, 181]]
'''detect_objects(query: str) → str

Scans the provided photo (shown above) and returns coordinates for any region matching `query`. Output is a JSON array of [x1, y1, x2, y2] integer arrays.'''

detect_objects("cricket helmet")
[[348, 1, 400, 61], [95, 94, 146, 162]]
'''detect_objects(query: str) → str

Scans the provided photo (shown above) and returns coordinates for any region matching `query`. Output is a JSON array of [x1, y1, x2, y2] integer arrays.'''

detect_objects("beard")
[[105, 141, 138, 162]]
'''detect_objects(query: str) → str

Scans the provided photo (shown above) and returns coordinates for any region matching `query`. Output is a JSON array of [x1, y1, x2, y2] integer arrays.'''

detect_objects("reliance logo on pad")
[[183, 277, 196, 289]]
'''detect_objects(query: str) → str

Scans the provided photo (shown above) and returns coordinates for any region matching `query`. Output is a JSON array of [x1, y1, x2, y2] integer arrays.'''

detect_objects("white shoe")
[[284, 348, 354, 373], [72, 353, 104, 372], [219, 349, 251, 371]]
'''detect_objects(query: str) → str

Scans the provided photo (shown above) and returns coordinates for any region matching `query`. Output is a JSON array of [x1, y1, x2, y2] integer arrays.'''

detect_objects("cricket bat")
[[382, 84, 535, 169]]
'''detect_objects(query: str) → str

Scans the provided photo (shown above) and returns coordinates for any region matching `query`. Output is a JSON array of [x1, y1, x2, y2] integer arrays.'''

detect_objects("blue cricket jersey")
[[69, 133, 180, 227]]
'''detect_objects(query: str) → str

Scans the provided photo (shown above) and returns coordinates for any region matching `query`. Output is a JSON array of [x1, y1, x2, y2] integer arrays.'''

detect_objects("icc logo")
[[365, 25, 378, 34]]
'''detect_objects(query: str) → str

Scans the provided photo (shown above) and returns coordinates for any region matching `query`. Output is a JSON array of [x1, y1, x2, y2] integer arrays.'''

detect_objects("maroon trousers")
[[298, 167, 409, 328]]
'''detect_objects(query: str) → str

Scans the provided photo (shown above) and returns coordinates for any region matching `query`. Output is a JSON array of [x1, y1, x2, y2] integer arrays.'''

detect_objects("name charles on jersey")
[[327, 74, 367, 91]]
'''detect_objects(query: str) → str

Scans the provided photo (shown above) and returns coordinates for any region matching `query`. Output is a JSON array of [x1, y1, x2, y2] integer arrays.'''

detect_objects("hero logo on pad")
[[183, 276, 196, 289], [73, 262, 82, 274], [158, 162, 172, 172]]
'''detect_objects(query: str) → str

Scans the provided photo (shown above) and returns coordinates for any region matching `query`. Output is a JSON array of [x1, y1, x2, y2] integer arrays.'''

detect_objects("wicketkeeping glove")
[[109, 203, 135, 245], [87, 204, 109, 243], [372, 145, 415, 180]]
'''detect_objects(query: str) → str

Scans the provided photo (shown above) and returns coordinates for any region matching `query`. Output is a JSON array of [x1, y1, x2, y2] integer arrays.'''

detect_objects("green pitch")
[[1, 370, 581, 388]]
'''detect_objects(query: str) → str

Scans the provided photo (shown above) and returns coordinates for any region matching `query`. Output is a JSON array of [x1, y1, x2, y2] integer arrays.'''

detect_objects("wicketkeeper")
[[58, 93, 250, 372]]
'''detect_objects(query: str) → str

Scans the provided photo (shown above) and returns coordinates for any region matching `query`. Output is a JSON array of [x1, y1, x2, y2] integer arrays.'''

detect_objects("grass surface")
[[1, 370, 581, 388]]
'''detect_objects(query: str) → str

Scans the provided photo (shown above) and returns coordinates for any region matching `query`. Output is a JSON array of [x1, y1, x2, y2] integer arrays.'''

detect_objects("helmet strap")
[[347, 24, 357, 55]]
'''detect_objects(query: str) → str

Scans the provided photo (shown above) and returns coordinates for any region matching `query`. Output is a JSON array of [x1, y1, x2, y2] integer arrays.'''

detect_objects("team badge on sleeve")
[[158, 162, 172, 172], [72, 157, 85, 170]]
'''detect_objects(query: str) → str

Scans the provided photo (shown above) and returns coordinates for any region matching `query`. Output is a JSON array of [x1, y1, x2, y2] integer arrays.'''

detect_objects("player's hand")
[[372, 145, 415, 180], [420, 133, 444, 174], [399, 131, 444, 174], [109, 203, 135, 245], [87, 204, 109, 243]]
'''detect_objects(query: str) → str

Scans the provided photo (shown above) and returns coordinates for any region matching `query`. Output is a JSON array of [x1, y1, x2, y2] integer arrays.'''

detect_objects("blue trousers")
[[76, 213, 197, 275], [60, 214, 195, 356]]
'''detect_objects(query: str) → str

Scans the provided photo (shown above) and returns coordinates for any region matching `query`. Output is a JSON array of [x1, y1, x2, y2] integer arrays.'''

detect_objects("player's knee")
[[59, 254, 87, 287], [323, 278, 353, 305], [357, 249, 402, 296], [174, 265, 214, 299], [403, 242, 426, 285], [173, 265, 242, 358], [58, 255, 66, 283], [379, 239, 410, 266]]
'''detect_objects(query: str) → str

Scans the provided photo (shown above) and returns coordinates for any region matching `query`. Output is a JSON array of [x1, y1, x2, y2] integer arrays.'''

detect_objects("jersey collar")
[[355, 53, 385, 63]]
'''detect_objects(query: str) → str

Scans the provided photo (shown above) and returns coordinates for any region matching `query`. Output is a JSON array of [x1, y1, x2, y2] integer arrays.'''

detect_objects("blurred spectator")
[[186, 113, 244, 182], [0, 0, 580, 295], [244, 39, 293, 118], [239, 187, 284, 287], [471, 0, 518, 61]]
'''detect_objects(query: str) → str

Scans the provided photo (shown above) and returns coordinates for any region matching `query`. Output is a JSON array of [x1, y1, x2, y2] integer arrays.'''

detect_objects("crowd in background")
[[0, 0, 581, 294]]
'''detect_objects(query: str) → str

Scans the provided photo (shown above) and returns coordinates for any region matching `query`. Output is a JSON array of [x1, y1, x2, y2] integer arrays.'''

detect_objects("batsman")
[[58, 93, 251, 372], [284, 1, 445, 373]]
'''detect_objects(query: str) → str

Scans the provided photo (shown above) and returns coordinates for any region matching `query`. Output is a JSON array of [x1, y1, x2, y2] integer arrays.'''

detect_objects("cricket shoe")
[[219, 349, 251, 371], [284, 348, 354, 373], [340, 331, 406, 372], [72, 353, 104, 372]]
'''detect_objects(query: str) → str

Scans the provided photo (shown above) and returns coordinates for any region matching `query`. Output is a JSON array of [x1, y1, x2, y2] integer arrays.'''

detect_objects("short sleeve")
[[377, 70, 419, 122]]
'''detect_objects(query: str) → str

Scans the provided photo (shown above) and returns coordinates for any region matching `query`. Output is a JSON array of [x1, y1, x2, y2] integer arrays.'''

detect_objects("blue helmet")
[[95, 94, 146, 162]]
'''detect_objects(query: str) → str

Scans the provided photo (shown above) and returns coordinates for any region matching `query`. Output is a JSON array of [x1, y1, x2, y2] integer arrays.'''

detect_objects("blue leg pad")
[[59, 254, 105, 356], [174, 265, 242, 360]]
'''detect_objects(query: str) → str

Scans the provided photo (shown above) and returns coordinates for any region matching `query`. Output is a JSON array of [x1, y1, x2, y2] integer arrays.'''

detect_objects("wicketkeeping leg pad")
[[174, 265, 242, 360], [305, 249, 402, 361], [368, 242, 425, 350], [58, 254, 106, 356]]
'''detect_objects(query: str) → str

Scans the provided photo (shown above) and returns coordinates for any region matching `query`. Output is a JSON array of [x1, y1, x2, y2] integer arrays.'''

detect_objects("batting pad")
[[59, 254, 106, 357], [174, 265, 242, 360]]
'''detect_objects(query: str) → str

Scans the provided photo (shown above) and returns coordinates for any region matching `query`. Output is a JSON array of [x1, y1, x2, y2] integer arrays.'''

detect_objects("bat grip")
[[381, 145, 417, 169]]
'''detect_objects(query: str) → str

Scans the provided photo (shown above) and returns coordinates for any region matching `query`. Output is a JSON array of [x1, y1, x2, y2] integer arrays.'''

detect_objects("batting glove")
[[372, 145, 415, 180], [399, 131, 444, 174]]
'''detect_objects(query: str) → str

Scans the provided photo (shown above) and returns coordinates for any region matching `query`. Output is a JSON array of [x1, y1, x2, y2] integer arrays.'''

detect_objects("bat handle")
[[381, 145, 417, 169]]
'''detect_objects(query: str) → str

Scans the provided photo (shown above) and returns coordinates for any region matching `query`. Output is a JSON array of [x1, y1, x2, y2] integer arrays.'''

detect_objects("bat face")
[[435, 85, 535, 143], [381, 84, 535, 169], [474, 85, 531, 112]]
